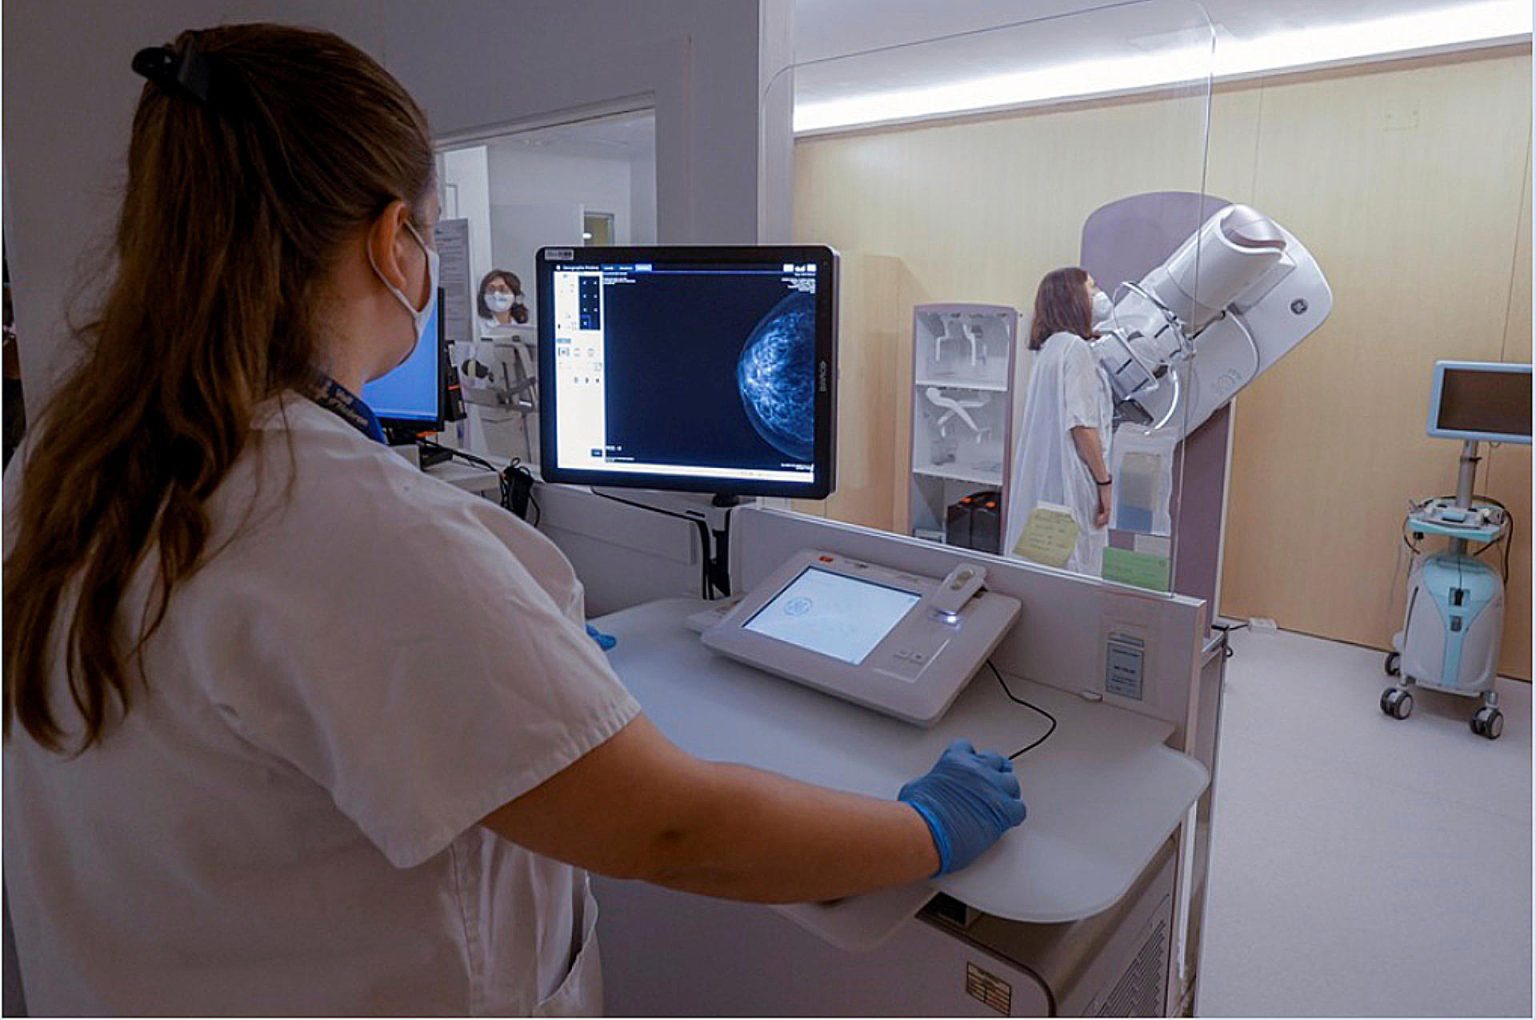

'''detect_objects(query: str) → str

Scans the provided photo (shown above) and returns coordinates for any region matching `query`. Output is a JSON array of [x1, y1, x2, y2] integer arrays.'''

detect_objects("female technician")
[[478, 268, 530, 326], [1, 25, 1023, 1017], [1006, 267, 1117, 576]]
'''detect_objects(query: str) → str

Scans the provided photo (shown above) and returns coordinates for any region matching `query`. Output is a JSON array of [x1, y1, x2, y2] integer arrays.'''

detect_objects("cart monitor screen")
[[1429, 362, 1531, 444]]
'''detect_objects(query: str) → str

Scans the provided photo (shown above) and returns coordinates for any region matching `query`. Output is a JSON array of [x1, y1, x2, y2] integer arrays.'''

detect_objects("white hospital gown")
[[3, 396, 639, 1015], [1005, 331, 1114, 575]]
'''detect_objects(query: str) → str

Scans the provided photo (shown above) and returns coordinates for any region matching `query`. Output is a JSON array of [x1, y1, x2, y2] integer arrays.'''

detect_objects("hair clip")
[[131, 34, 211, 106]]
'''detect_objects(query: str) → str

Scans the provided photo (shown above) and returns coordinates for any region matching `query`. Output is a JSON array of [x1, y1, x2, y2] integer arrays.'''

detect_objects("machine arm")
[[1091, 204, 1333, 436]]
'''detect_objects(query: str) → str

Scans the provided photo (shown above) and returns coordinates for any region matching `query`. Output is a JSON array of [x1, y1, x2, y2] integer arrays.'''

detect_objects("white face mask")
[[369, 219, 439, 363], [485, 291, 514, 313], [1091, 288, 1115, 325]]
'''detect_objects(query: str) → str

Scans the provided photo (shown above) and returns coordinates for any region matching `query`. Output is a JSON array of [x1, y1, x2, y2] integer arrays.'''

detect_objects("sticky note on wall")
[[1013, 503, 1080, 568], [1102, 546, 1172, 592]]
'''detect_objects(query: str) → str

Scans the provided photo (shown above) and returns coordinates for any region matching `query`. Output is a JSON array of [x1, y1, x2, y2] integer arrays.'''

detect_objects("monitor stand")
[[590, 488, 754, 599]]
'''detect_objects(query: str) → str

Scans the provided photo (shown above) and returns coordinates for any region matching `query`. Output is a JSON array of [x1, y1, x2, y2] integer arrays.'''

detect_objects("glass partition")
[[437, 110, 657, 464], [764, 0, 1217, 596]]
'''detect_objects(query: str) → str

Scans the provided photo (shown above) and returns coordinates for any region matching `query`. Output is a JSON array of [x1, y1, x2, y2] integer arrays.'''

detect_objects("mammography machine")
[[1091, 203, 1333, 436], [1382, 361, 1530, 739], [702, 550, 1020, 725]]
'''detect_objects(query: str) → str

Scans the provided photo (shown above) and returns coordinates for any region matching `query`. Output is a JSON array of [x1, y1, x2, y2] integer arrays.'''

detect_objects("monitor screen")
[[536, 246, 837, 498], [363, 292, 443, 428], [743, 567, 921, 665], [1428, 361, 1532, 444]]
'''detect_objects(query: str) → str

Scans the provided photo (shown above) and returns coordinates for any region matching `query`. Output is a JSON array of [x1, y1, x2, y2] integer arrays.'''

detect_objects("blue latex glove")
[[898, 739, 1026, 876], [585, 623, 617, 652]]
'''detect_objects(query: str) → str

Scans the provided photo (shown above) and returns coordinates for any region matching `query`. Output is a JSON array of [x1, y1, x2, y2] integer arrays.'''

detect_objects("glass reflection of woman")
[[477, 268, 528, 326], [1005, 267, 1115, 576]]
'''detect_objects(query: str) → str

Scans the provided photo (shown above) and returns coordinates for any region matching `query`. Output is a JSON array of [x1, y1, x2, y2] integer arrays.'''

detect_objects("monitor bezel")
[[1426, 359, 1532, 445], [374, 286, 448, 435], [535, 245, 839, 499]]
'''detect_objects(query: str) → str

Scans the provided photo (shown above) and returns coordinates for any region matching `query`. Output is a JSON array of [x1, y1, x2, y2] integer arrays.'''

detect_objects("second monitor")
[[536, 246, 838, 499]]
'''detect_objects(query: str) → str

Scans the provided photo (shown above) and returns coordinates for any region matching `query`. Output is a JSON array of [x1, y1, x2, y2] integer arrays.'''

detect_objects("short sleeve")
[[185, 499, 642, 869], [1061, 338, 1108, 432]]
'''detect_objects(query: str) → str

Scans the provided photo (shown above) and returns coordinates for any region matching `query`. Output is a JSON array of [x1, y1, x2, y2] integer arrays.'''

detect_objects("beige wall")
[[793, 48, 1532, 679], [1210, 52, 1532, 681]]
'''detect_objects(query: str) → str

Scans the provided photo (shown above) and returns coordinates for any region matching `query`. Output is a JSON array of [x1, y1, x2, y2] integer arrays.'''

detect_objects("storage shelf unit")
[[915, 378, 1009, 393], [912, 465, 1003, 486], [909, 303, 1020, 554]]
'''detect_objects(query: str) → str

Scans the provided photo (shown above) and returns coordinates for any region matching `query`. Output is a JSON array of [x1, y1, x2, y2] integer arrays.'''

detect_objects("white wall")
[[489, 203, 581, 323], [441, 145, 494, 300], [631, 151, 659, 244], [3, 0, 782, 408], [486, 147, 634, 240], [2, 0, 796, 615], [482, 145, 639, 322]]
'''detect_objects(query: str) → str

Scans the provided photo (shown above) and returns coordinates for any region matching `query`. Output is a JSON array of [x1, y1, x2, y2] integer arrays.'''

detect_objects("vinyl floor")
[[1196, 627, 1532, 1017]]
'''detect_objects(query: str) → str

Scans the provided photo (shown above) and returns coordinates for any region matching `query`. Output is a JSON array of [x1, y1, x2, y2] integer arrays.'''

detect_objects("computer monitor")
[[1427, 360, 1532, 445], [363, 287, 447, 433], [535, 246, 838, 499]]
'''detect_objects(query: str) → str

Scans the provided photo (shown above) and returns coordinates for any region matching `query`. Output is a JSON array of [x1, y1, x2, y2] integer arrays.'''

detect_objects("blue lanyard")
[[305, 374, 386, 444]]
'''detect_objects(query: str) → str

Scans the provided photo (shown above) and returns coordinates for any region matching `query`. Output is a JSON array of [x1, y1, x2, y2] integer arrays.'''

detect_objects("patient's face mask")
[[370, 219, 439, 365], [486, 291, 514, 313], [1091, 288, 1115, 324]]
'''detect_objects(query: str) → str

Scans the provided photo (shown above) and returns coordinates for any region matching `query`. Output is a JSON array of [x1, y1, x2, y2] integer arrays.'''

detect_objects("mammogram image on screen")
[[736, 291, 816, 461]]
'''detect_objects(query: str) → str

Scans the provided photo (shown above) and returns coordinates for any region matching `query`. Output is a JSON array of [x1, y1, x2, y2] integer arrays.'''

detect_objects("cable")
[[1502, 508, 1514, 583], [418, 439, 541, 527], [985, 660, 1057, 759], [589, 488, 715, 599], [419, 438, 496, 473]]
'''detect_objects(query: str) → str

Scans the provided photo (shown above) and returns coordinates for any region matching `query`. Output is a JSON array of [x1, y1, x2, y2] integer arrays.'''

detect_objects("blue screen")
[[362, 302, 440, 423]]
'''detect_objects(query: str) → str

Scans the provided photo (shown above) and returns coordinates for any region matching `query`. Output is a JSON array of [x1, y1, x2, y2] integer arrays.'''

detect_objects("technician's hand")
[[1094, 483, 1112, 528], [898, 739, 1026, 876]]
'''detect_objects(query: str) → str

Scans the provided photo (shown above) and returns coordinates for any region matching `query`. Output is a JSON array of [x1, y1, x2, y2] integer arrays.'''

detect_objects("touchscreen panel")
[[743, 567, 921, 665]]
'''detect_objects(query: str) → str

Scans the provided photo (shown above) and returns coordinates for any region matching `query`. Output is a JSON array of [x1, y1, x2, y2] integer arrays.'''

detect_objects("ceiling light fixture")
[[793, 0, 1531, 134]]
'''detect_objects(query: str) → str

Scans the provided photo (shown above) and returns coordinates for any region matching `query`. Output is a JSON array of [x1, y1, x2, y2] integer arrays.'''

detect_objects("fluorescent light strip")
[[794, 0, 1532, 134]]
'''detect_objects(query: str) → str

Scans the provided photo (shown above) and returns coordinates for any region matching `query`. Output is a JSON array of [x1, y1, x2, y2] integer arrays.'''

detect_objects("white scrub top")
[[2, 396, 640, 1016], [1004, 331, 1114, 575]]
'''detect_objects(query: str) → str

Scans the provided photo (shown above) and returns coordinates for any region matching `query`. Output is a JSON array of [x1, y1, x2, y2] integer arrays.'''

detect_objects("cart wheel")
[[1381, 687, 1413, 720], [1472, 707, 1503, 740], [1384, 651, 1401, 677]]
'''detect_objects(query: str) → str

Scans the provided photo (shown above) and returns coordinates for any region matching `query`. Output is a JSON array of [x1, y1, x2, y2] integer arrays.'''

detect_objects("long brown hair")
[[1028, 267, 1094, 350], [3, 24, 434, 752]]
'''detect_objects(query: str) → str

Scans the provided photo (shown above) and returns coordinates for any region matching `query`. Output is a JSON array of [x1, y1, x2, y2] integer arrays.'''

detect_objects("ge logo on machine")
[[1290, 298, 1309, 315], [784, 597, 813, 617]]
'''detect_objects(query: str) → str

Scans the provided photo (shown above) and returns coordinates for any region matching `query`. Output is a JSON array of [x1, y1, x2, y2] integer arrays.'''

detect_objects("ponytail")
[[4, 24, 434, 751]]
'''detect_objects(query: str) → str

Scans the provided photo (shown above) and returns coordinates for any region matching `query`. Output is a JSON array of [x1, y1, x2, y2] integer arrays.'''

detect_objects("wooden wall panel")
[[1486, 140, 1532, 679], [792, 88, 1212, 309], [791, 254, 918, 530], [1219, 55, 1532, 679], [792, 84, 1212, 541], [791, 50, 1532, 679]]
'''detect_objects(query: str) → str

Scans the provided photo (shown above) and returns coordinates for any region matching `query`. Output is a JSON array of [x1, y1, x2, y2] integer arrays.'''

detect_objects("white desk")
[[596, 599, 1209, 948], [423, 457, 502, 499]]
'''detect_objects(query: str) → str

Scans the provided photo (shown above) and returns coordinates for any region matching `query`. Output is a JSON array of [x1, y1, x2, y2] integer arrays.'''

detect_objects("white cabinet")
[[909, 303, 1020, 554]]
